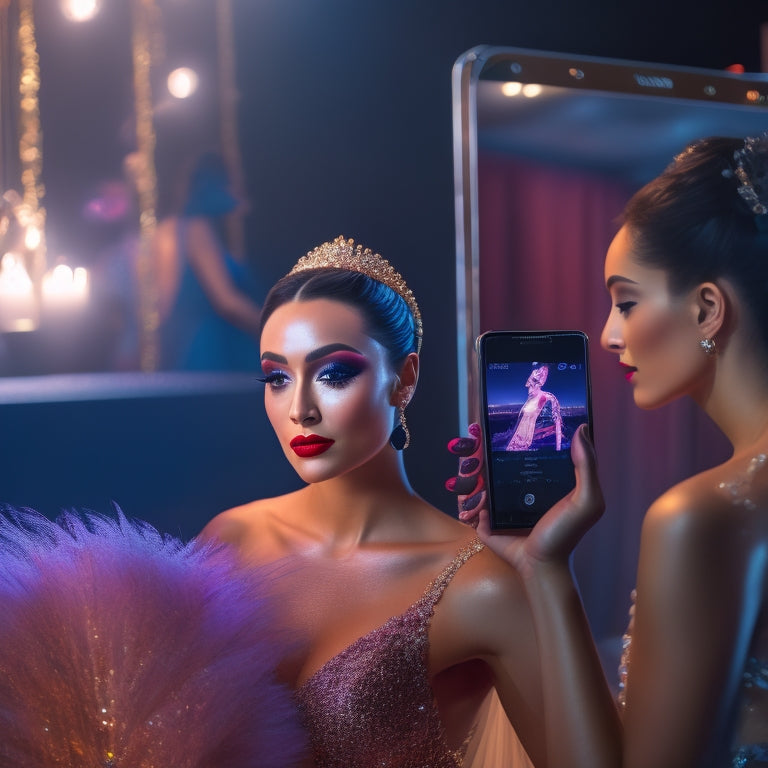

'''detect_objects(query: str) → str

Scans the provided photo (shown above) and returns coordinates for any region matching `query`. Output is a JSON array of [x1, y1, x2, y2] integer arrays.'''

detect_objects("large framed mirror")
[[452, 47, 768, 646], [0, 0, 246, 379]]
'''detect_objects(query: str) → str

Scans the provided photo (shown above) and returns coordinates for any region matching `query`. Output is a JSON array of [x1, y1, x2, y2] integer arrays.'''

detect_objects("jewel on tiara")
[[722, 133, 768, 218], [288, 236, 423, 352]]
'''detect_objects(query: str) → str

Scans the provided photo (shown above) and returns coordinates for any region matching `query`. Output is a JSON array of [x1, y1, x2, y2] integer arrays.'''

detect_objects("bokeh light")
[[167, 67, 199, 99], [501, 82, 522, 97], [60, 0, 101, 22]]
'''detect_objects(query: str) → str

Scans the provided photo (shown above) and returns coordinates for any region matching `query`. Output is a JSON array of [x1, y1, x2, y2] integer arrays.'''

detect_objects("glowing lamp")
[[501, 82, 523, 97], [60, 0, 101, 22], [167, 68, 199, 99]]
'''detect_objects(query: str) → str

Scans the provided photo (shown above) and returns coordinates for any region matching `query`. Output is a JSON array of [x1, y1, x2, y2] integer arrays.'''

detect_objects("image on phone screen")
[[478, 332, 591, 530]]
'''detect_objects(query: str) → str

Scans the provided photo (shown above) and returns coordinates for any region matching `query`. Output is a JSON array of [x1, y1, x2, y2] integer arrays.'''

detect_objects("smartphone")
[[476, 330, 593, 531]]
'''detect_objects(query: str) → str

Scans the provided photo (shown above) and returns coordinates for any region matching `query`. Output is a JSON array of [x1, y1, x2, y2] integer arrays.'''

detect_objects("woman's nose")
[[289, 385, 320, 425], [600, 316, 624, 354]]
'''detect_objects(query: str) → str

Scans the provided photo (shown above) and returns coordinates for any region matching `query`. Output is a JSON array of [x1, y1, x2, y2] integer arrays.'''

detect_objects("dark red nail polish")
[[447, 437, 476, 455], [461, 491, 483, 511]]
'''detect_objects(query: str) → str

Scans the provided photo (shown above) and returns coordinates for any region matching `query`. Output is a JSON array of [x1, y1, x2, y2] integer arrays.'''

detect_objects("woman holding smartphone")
[[451, 135, 768, 767], [200, 236, 613, 768]]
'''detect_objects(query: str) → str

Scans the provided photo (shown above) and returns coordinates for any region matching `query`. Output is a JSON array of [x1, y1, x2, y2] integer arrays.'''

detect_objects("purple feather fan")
[[0, 507, 307, 768]]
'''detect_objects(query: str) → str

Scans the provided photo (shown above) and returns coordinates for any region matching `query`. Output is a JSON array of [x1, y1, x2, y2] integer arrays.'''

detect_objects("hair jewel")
[[289, 236, 423, 352], [722, 133, 768, 228]]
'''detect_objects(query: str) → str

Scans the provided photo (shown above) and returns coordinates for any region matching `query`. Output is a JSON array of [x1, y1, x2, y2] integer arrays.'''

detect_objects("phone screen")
[[477, 331, 592, 530]]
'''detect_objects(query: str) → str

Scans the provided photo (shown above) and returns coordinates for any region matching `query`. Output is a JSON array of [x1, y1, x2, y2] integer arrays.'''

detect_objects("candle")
[[0, 253, 37, 332], [41, 264, 89, 313]]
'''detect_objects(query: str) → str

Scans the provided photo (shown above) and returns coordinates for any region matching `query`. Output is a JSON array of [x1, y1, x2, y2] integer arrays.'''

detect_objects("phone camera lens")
[[523, 493, 535, 506]]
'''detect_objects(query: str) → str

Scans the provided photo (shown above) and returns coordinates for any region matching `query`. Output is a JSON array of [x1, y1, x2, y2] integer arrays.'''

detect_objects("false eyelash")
[[616, 301, 636, 315], [255, 371, 288, 385]]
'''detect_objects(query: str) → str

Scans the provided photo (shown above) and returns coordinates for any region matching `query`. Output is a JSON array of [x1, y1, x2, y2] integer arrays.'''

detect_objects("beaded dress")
[[295, 538, 486, 768], [617, 454, 768, 767]]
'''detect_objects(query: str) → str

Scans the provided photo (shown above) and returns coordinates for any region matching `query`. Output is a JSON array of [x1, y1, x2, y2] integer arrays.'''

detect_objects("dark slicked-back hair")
[[623, 135, 768, 355], [260, 268, 419, 368]]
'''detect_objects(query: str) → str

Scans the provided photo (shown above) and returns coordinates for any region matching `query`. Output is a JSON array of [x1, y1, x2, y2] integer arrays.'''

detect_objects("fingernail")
[[444, 477, 456, 492], [461, 491, 483, 511], [452, 475, 477, 495], [460, 458, 479, 474], [447, 437, 476, 454]]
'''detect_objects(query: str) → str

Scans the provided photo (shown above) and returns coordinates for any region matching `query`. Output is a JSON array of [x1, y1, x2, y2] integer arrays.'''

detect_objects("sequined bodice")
[[294, 539, 484, 768]]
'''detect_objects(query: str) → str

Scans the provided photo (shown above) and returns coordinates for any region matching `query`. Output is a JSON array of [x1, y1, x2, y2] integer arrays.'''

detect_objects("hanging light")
[[167, 67, 199, 99], [60, 0, 101, 22]]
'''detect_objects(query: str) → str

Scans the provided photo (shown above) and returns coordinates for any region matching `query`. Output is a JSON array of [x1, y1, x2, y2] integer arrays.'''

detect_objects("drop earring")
[[389, 406, 410, 450], [699, 337, 717, 355]]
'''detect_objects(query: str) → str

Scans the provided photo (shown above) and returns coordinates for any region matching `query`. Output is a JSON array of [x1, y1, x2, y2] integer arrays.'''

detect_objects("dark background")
[[3, 0, 768, 642]]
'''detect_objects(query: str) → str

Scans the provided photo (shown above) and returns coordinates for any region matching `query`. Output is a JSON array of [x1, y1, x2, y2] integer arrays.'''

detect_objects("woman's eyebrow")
[[606, 275, 639, 289], [261, 352, 287, 364], [260, 344, 363, 366], [305, 344, 363, 362]]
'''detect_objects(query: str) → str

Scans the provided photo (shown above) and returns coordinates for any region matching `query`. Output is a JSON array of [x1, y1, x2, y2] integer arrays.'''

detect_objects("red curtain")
[[476, 152, 731, 649]]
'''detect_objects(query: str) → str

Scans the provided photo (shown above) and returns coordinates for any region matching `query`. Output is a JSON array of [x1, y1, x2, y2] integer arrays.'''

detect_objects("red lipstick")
[[619, 362, 637, 381], [289, 434, 335, 457]]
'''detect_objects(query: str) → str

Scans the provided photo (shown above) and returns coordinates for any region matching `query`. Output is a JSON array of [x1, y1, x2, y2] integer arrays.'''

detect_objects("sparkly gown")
[[295, 539, 488, 768]]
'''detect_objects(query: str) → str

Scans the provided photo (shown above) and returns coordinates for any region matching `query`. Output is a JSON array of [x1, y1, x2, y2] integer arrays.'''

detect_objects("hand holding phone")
[[445, 423, 485, 526], [474, 423, 605, 575], [476, 330, 593, 531]]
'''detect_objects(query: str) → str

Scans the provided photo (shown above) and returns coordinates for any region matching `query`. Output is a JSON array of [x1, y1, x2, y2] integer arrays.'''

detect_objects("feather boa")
[[0, 507, 306, 768]]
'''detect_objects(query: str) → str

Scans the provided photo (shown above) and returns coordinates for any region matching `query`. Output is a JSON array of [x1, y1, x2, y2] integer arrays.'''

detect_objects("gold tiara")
[[288, 236, 423, 352]]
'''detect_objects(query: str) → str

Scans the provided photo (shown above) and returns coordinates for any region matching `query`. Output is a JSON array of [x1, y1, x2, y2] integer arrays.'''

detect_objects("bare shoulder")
[[647, 459, 766, 526], [434, 537, 534, 655], [198, 503, 254, 546], [641, 460, 768, 571], [399, 505, 528, 618], [198, 492, 303, 559]]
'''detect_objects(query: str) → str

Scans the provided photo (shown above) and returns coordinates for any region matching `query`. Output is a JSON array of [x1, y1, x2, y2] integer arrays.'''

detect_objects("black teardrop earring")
[[389, 406, 410, 450]]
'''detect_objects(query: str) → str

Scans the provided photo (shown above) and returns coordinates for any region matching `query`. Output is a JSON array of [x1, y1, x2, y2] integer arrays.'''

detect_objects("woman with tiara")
[[450, 135, 768, 767], [200, 235, 609, 768], [0, 235, 599, 768]]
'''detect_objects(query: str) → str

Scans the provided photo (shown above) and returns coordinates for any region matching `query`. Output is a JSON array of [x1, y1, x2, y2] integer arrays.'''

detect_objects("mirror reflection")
[[0, 0, 260, 377], [453, 46, 768, 642]]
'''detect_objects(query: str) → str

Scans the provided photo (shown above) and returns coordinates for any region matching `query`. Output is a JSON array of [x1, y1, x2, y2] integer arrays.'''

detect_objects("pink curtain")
[[476, 152, 731, 647]]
